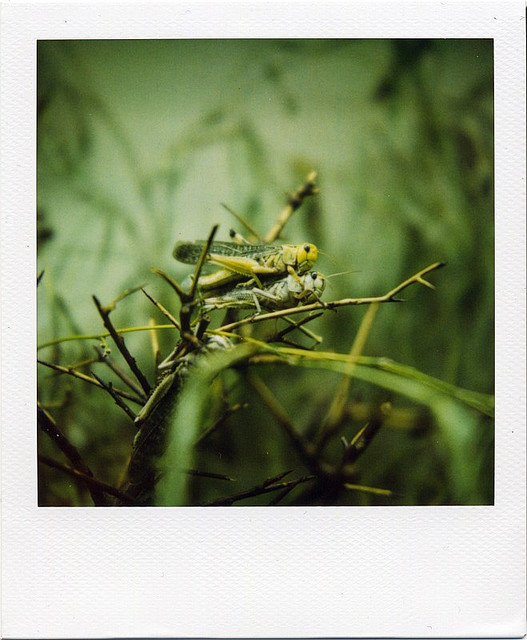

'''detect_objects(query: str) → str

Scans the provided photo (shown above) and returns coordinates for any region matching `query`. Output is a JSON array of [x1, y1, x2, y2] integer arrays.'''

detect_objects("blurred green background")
[[37, 39, 494, 506]]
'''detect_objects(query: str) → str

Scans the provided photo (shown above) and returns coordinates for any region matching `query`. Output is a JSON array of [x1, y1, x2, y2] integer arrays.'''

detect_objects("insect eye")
[[304, 244, 311, 253], [310, 272, 317, 280]]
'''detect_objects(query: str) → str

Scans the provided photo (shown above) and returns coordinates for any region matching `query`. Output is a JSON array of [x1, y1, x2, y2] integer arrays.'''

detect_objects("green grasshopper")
[[201, 271, 326, 313], [173, 240, 318, 290], [117, 334, 234, 505]]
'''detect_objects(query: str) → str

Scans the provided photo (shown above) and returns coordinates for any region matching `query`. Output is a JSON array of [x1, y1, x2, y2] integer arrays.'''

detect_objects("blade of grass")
[[155, 342, 257, 506]]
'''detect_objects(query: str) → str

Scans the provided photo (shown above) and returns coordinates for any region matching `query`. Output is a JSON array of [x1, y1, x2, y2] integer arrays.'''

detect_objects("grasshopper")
[[117, 334, 234, 505], [173, 240, 318, 290], [201, 271, 326, 313]]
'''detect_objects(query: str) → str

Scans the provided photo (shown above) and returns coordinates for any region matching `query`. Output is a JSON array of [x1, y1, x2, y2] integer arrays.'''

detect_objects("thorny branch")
[[243, 357, 395, 505], [37, 405, 107, 505], [217, 261, 445, 334], [38, 455, 135, 505], [93, 295, 151, 396], [180, 224, 219, 333], [201, 470, 316, 506], [340, 403, 392, 468], [38, 359, 145, 405], [93, 344, 146, 398], [248, 373, 320, 471], [194, 402, 248, 445], [264, 170, 319, 242], [141, 288, 181, 330], [185, 469, 235, 482], [221, 202, 263, 241], [153, 225, 219, 337], [90, 371, 137, 422]]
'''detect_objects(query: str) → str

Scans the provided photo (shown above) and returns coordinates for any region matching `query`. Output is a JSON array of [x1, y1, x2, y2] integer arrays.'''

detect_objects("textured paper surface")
[[1, 2, 525, 638]]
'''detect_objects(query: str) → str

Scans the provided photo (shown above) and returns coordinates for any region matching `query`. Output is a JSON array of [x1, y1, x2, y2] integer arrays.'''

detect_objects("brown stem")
[[93, 345, 146, 398], [38, 359, 144, 405], [151, 267, 188, 299], [177, 224, 219, 335], [37, 406, 107, 506], [93, 295, 151, 396], [221, 203, 263, 241], [38, 455, 135, 505], [218, 262, 445, 334], [90, 371, 137, 421], [194, 402, 247, 445], [201, 473, 316, 506], [185, 469, 235, 482], [265, 171, 319, 243], [188, 226, 219, 300], [341, 403, 392, 467], [141, 288, 181, 330], [248, 373, 318, 470], [275, 312, 324, 340]]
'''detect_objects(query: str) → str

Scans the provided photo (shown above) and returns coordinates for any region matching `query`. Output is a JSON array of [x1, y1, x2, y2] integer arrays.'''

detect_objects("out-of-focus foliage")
[[37, 39, 494, 506]]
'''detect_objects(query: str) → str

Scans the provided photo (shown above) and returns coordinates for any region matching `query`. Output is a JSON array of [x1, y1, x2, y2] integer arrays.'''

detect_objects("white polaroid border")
[[1, 2, 525, 638]]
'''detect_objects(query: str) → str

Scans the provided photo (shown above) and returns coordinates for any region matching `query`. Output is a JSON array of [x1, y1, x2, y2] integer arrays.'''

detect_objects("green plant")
[[37, 173, 493, 506]]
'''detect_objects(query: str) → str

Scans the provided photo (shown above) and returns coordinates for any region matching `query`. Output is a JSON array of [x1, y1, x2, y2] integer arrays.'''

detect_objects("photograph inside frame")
[[36, 39, 494, 507]]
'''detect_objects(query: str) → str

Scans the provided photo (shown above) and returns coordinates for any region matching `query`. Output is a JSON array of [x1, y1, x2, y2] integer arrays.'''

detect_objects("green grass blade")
[[155, 343, 256, 506]]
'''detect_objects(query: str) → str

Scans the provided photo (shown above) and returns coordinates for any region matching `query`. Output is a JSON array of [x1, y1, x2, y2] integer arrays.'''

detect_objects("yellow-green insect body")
[[173, 240, 318, 290]]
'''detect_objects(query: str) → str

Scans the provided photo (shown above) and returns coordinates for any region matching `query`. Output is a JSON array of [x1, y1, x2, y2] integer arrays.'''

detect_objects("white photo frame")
[[1, 2, 525, 638]]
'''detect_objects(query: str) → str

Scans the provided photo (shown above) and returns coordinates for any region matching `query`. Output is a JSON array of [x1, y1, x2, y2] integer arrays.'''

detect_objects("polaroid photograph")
[[1, 2, 525, 638]]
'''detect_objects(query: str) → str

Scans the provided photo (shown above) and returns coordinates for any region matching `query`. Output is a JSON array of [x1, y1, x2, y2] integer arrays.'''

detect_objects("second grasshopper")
[[201, 270, 326, 313]]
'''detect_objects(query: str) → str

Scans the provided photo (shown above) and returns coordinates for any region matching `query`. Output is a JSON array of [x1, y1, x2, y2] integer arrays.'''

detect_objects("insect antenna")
[[322, 269, 360, 294]]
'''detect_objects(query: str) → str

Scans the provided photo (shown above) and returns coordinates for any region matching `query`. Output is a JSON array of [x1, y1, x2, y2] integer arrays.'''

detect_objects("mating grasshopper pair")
[[173, 238, 325, 312]]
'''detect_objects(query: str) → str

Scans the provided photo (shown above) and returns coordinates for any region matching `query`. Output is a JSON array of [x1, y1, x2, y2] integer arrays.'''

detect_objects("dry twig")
[[217, 262, 445, 334], [90, 371, 137, 422], [37, 406, 107, 506], [201, 471, 316, 506], [265, 171, 319, 242], [39, 455, 135, 505], [248, 373, 318, 470], [141, 288, 181, 330], [93, 345, 146, 398], [93, 295, 151, 396], [194, 402, 248, 445], [38, 359, 145, 405]]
